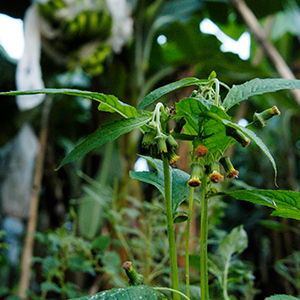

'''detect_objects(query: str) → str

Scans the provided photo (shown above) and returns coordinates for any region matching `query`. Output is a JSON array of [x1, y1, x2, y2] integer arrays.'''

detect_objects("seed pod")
[[252, 105, 281, 127], [226, 126, 250, 148]]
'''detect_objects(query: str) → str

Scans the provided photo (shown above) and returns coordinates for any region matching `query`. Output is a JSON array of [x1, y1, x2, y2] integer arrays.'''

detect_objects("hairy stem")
[[162, 154, 180, 300], [185, 187, 195, 297], [200, 174, 209, 300]]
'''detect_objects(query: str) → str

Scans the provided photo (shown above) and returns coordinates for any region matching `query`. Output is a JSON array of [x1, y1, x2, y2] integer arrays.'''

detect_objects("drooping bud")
[[123, 261, 143, 286], [252, 106, 281, 127], [225, 126, 250, 148], [219, 156, 239, 179], [187, 162, 202, 187], [166, 148, 180, 165], [142, 128, 157, 149], [209, 161, 224, 183], [171, 117, 186, 134], [155, 135, 168, 154], [166, 134, 179, 149]]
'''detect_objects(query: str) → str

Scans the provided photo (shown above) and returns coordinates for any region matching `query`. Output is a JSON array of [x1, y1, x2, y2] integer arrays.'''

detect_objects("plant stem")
[[185, 187, 194, 297], [200, 174, 209, 300], [162, 154, 180, 300], [223, 257, 231, 300]]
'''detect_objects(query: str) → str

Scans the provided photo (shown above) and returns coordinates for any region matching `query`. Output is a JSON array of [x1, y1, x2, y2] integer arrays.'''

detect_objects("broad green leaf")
[[222, 120, 277, 183], [129, 155, 197, 214], [137, 77, 206, 109], [218, 190, 300, 221], [176, 97, 234, 155], [57, 115, 151, 169], [265, 295, 300, 300], [70, 286, 164, 300], [222, 78, 300, 111], [0, 89, 139, 118]]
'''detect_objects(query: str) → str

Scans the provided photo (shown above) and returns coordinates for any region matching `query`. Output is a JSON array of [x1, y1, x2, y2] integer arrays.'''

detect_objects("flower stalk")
[[200, 173, 209, 300], [162, 154, 180, 300]]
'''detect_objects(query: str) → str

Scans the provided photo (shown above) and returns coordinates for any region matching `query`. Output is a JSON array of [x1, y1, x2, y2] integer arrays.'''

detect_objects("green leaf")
[[222, 120, 277, 183], [176, 97, 233, 155], [218, 190, 300, 221], [137, 77, 206, 109], [264, 295, 300, 300], [57, 114, 151, 169], [70, 286, 164, 300], [218, 225, 248, 260], [0, 88, 139, 118], [129, 155, 197, 214], [41, 281, 62, 293], [222, 78, 300, 111]]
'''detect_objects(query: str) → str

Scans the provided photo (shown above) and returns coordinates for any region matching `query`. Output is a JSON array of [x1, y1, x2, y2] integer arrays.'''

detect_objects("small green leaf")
[[218, 190, 300, 221], [57, 115, 151, 169], [137, 77, 206, 109], [69, 286, 164, 300], [0, 88, 139, 118], [41, 281, 61, 293], [222, 78, 300, 111], [264, 295, 300, 300], [130, 155, 197, 214], [173, 215, 188, 224], [218, 225, 248, 260]]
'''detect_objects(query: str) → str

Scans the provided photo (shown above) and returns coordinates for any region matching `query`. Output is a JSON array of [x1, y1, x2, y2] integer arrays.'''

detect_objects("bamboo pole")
[[18, 97, 52, 299]]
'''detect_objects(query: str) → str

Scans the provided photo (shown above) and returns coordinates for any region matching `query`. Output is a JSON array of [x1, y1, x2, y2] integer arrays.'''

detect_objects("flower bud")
[[226, 126, 250, 148], [187, 162, 202, 187], [171, 117, 186, 134], [142, 128, 157, 149], [195, 145, 209, 158], [166, 149, 180, 165], [219, 156, 239, 179], [209, 161, 224, 183], [123, 261, 143, 286], [155, 136, 168, 154], [193, 137, 209, 158], [252, 105, 281, 127], [166, 134, 179, 149]]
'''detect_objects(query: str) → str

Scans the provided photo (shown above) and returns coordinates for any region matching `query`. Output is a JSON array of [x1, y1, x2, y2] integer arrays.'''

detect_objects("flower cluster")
[[142, 103, 180, 165]]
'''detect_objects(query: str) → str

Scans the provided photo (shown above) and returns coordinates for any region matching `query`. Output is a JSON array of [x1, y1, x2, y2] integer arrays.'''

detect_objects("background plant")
[[2, 0, 300, 299]]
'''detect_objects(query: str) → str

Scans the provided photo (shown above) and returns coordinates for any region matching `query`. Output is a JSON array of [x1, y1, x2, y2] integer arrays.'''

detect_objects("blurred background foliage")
[[1, 0, 300, 299]]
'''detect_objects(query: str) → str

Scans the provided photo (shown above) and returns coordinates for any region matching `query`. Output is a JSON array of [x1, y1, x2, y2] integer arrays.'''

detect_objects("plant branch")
[[231, 0, 300, 107]]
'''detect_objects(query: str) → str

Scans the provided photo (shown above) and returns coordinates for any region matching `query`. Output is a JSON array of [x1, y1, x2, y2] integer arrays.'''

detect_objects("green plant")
[[2, 74, 300, 299]]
